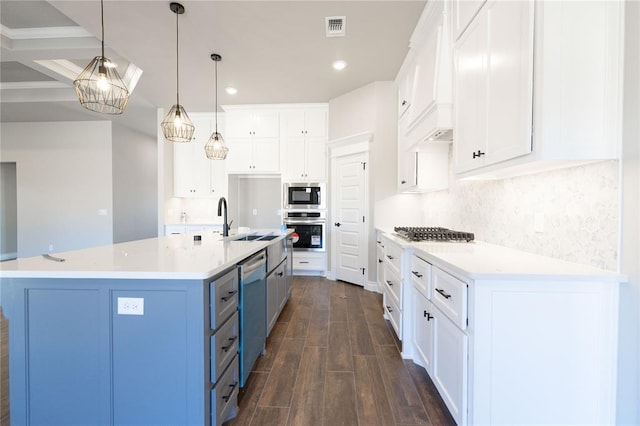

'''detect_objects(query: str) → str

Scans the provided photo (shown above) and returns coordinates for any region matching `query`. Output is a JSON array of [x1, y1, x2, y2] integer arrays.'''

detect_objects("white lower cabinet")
[[266, 260, 287, 334], [376, 232, 621, 425], [291, 252, 326, 275]]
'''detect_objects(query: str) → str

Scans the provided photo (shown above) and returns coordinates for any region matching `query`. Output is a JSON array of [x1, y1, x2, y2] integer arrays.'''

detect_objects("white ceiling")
[[0, 0, 426, 136]]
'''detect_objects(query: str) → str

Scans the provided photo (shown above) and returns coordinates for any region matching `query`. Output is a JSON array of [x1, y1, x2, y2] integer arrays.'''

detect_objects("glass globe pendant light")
[[73, 0, 129, 114], [205, 54, 229, 160], [161, 2, 195, 143]]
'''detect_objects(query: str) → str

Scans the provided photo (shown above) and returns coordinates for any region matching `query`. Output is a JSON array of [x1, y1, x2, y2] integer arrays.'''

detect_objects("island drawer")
[[410, 255, 432, 299], [212, 355, 239, 426], [210, 268, 239, 330], [211, 311, 239, 383], [432, 267, 468, 330]]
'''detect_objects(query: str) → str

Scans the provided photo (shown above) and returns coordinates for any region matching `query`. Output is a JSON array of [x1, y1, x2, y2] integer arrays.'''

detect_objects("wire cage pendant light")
[[161, 2, 195, 143], [205, 54, 229, 160], [73, 0, 129, 115]]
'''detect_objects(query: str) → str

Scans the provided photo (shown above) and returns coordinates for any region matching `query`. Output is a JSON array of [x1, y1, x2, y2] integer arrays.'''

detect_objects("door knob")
[[334, 222, 341, 227]]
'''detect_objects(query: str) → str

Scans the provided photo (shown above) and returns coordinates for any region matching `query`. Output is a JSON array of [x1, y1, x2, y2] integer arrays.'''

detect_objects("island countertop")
[[0, 229, 291, 280]]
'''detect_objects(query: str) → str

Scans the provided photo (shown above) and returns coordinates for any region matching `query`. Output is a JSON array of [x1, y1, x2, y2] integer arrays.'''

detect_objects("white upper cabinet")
[[173, 113, 228, 198], [223, 106, 280, 173], [452, 0, 487, 41], [454, 0, 623, 179], [454, 0, 534, 174], [399, 0, 454, 150], [280, 105, 328, 181]]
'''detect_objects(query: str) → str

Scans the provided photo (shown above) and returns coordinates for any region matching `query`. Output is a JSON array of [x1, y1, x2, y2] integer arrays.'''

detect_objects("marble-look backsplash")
[[376, 156, 620, 271]]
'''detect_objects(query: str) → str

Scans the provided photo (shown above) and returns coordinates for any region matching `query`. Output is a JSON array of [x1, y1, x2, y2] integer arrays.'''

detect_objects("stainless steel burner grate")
[[393, 226, 475, 242]]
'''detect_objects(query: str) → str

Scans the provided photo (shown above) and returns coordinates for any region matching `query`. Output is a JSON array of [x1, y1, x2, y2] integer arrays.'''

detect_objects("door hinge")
[[361, 162, 366, 170], [361, 267, 365, 275]]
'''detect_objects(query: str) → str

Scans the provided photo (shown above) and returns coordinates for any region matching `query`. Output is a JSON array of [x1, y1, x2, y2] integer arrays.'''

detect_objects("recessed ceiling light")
[[226, 87, 237, 95], [332, 60, 347, 71]]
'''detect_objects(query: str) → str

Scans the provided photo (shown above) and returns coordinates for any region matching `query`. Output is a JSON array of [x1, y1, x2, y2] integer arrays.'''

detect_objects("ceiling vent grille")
[[325, 16, 346, 37]]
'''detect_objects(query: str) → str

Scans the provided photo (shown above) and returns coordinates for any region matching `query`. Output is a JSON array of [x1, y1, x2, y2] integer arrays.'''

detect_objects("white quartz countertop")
[[0, 229, 291, 280], [378, 229, 625, 283]]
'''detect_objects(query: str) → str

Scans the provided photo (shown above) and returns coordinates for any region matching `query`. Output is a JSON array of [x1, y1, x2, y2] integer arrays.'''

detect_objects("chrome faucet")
[[217, 197, 232, 237]]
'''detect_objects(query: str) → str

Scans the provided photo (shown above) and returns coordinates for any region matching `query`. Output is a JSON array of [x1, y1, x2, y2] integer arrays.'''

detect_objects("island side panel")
[[2, 277, 208, 426]]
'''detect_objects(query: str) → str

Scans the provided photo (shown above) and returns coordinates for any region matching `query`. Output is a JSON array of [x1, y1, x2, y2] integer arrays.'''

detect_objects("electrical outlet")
[[117, 297, 144, 315]]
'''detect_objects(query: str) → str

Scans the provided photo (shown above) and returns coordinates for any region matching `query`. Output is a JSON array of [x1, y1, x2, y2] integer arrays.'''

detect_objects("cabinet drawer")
[[383, 290, 402, 340], [293, 256, 324, 270], [212, 355, 239, 426], [383, 263, 402, 309], [432, 267, 468, 330], [410, 255, 432, 299], [211, 311, 239, 383], [383, 240, 403, 273], [210, 268, 239, 330]]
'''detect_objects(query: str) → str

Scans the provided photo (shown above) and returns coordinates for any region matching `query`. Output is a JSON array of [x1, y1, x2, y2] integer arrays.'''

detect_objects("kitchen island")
[[0, 229, 292, 426]]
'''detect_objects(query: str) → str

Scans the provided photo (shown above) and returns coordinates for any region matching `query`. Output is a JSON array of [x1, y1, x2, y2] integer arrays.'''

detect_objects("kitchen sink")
[[228, 233, 279, 242]]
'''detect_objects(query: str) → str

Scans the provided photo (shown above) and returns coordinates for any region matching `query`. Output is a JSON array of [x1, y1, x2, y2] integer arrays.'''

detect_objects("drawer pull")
[[424, 310, 433, 321], [220, 290, 238, 302], [386, 255, 394, 260], [386, 305, 393, 313], [221, 336, 238, 352], [385, 280, 394, 286], [435, 288, 452, 299], [221, 381, 238, 402], [299, 261, 309, 264], [411, 270, 423, 278], [277, 272, 284, 277]]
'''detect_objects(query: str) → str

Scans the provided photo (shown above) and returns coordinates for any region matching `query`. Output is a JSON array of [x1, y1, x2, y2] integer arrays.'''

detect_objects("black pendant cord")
[[175, 8, 180, 106], [100, 0, 105, 60], [214, 59, 218, 133]]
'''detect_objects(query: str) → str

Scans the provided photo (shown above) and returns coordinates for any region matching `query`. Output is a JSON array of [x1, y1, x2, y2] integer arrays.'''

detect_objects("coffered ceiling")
[[0, 0, 426, 136]]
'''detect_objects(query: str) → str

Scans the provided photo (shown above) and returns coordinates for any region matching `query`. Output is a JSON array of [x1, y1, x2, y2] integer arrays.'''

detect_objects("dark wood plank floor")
[[224, 276, 456, 426]]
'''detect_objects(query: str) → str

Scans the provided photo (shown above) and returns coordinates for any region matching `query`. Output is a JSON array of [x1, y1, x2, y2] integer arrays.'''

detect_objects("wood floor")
[[224, 276, 456, 426]]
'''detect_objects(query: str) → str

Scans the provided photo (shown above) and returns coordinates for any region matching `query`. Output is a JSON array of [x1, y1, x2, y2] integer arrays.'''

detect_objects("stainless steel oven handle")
[[283, 219, 326, 225]]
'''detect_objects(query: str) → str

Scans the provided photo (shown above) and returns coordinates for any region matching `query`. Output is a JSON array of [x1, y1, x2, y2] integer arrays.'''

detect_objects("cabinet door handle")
[[385, 280, 394, 286], [334, 222, 341, 227], [401, 180, 407, 184], [401, 100, 407, 106], [386, 255, 394, 260], [386, 305, 393, 313], [220, 290, 238, 302], [424, 310, 433, 321], [221, 336, 238, 352], [472, 150, 486, 159], [277, 272, 284, 277], [378, 259, 383, 263], [411, 271, 423, 278], [221, 381, 238, 402], [435, 288, 452, 299]]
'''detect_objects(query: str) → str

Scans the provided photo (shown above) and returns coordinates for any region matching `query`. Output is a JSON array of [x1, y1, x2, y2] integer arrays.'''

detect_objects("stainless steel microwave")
[[283, 183, 325, 209]]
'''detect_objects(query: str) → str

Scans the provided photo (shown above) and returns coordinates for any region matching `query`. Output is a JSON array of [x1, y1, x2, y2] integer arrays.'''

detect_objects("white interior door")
[[333, 152, 367, 286]]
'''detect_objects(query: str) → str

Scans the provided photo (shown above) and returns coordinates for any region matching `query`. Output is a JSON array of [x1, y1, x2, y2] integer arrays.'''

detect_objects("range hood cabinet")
[[400, 1, 454, 149]]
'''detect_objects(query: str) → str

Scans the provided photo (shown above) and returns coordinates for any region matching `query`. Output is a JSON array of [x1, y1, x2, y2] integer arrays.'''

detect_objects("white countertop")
[[0, 229, 290, 280], [378, 230, 625, 283]]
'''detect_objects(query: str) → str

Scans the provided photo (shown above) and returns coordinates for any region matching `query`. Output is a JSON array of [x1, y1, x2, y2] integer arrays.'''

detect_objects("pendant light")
[[205, 54, 229, 160], [161, 2, 195, 143], [73, 0, 129, 114]]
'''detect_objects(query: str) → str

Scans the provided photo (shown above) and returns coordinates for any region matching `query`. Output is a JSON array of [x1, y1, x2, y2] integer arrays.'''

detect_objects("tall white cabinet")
[[280, 106, 328, 181]]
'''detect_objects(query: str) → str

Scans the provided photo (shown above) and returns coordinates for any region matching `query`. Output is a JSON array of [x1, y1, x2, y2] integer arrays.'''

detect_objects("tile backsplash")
[[376, 157, 620, 271]]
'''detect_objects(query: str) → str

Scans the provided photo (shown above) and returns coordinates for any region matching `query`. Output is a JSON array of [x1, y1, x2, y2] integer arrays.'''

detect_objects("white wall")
[[112, 124, 158, 243], [0, 121, 113, 257], [616, 0, 640, 422], [329, 81, 397, 283], [0, 163, 17, 259]]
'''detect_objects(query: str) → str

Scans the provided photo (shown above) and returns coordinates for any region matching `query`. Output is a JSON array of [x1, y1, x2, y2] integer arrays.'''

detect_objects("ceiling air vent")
[[326, 16, 346, 37]]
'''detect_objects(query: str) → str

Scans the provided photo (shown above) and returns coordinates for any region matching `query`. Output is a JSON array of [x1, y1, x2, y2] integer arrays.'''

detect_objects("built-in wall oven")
[[283, 211, 325, 252], [283, 183, 325, 210]]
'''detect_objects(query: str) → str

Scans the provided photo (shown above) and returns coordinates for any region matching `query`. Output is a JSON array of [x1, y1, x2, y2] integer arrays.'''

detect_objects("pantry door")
[[332, 151, 368, 286]]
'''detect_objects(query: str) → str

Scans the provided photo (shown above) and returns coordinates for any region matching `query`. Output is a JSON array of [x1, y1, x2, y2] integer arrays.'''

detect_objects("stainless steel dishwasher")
[[237, 250, 267, 387]]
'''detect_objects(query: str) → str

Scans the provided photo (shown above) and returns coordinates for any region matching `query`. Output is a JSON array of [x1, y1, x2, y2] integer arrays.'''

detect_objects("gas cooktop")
[[394, 227, 475, 242]]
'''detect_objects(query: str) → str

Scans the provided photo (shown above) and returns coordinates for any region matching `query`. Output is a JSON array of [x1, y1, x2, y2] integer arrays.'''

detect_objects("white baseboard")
[[364, 280, 380, 293]]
